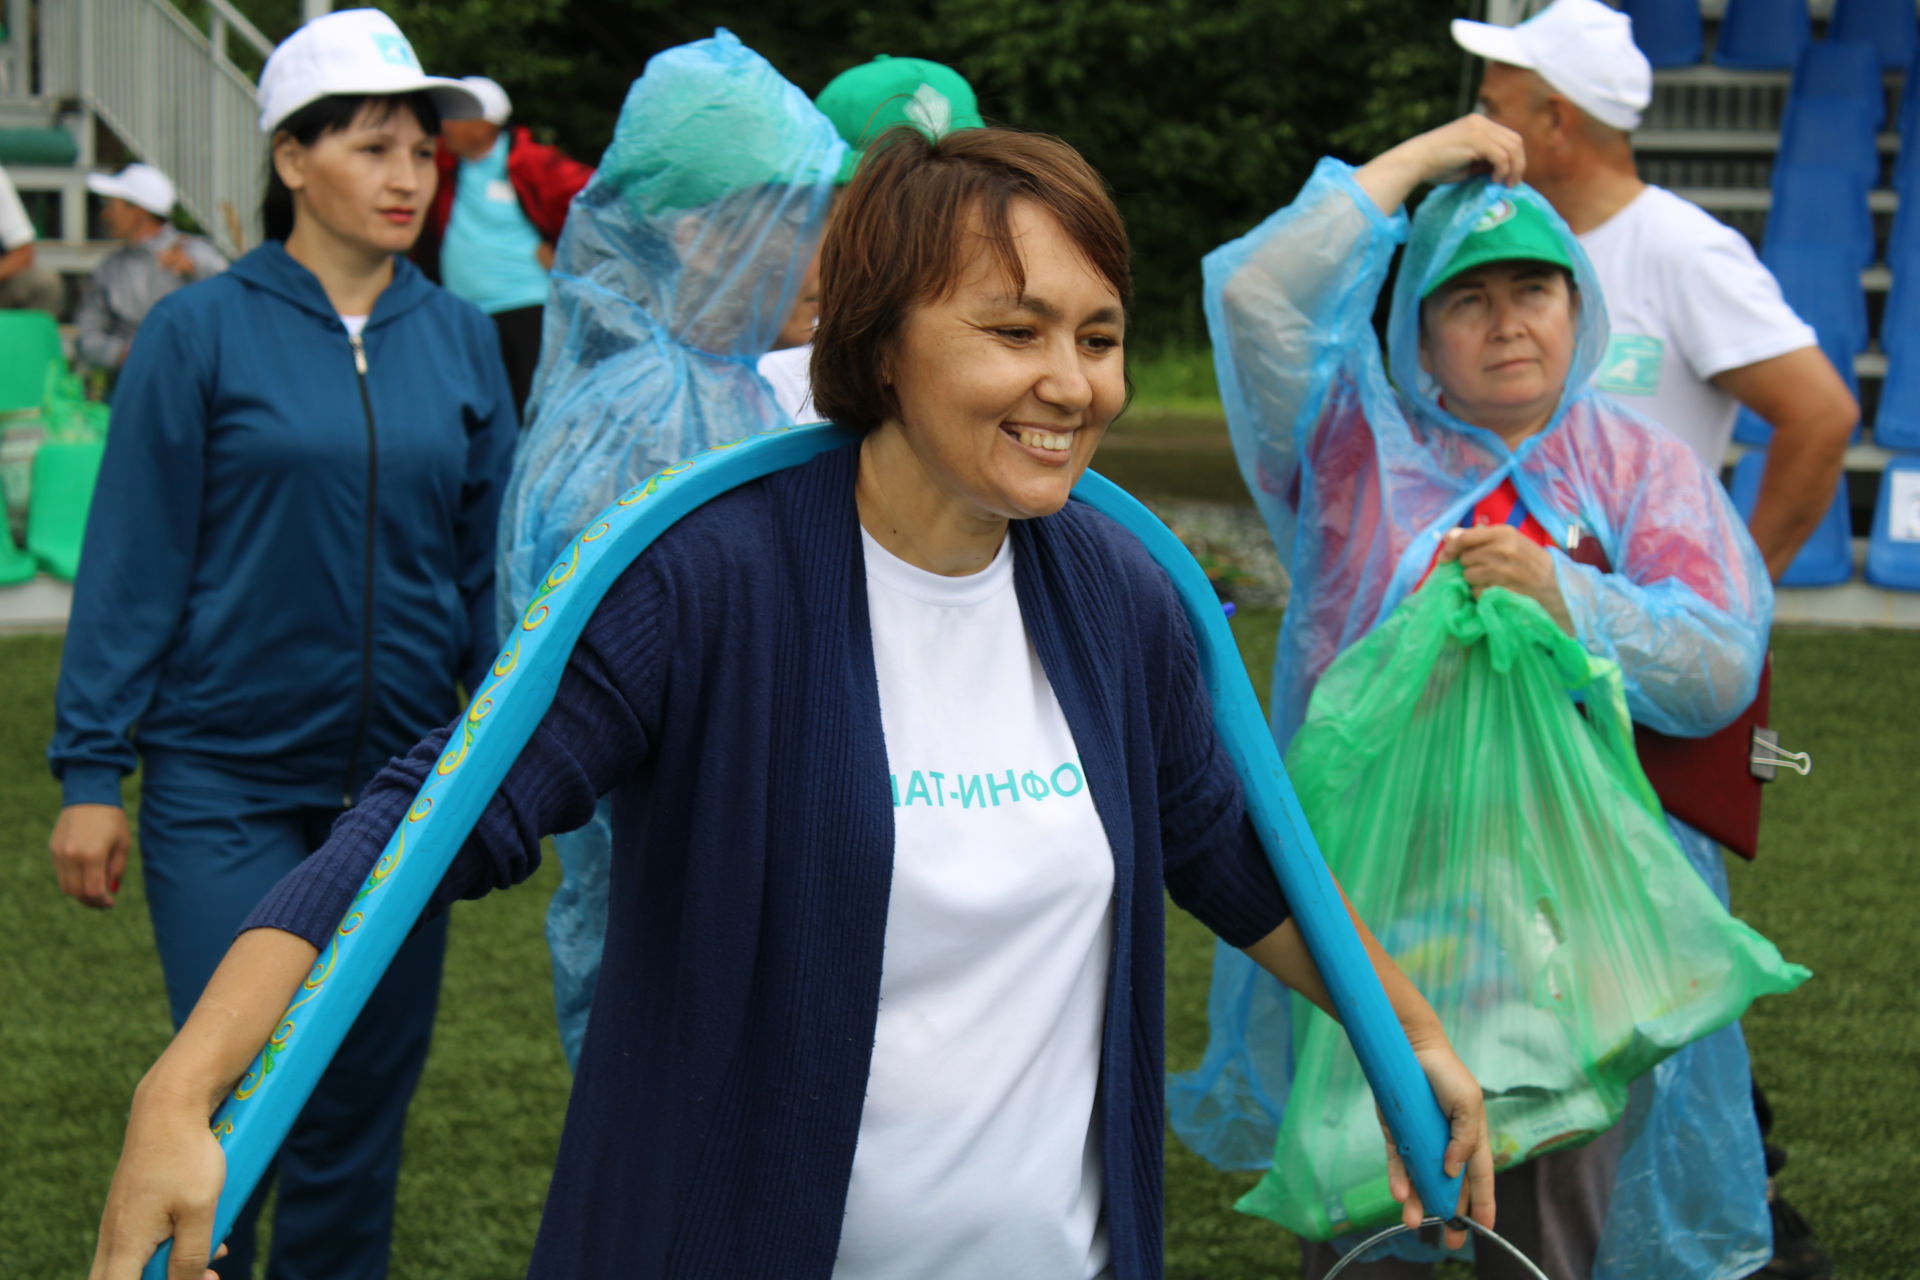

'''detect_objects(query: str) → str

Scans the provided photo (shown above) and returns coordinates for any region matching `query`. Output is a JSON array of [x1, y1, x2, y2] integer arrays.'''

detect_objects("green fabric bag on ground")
[[1238, 563, 1809, 1242]]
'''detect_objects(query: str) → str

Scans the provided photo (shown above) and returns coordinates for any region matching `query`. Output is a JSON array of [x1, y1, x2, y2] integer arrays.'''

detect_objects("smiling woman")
[[816, 127, 1132, 570], [83, 112, 1494, 1280]]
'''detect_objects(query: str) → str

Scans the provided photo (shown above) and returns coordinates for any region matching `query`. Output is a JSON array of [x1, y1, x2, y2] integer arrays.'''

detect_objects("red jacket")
[[415, 126, 594, 283]]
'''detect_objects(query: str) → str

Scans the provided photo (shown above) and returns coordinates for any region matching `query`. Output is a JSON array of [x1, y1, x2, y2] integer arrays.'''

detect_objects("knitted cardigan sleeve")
[[1131, 536, 1293, 948], [242, 555, 669, 946]]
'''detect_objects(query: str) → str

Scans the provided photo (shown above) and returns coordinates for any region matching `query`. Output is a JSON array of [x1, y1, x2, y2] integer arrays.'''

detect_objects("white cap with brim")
[[86, 163, 177, 218], [461, 76, 512, 127], [257, 8, 483, 135], [1451, 0, 1652, 132]]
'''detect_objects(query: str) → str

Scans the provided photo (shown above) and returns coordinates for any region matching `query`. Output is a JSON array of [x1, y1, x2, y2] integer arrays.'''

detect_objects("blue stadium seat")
[[1870, 269, 1920, 450], [1712, 0, 1810, 69], [1764, 164, 1875, 268], [1776, 99, 1881, 187], [1734, 244, 1865, 447], [1830, 0, 1917, 70], [1621, 0, 1703, 66], [1763, 244, 1868, 353], [1865, 458, 1920, 588], [1901, 44, 1920, 144], [1790, 42, 1888, 128], [1894, 138, 1920, 202], [1727, 452, 1855, 585]]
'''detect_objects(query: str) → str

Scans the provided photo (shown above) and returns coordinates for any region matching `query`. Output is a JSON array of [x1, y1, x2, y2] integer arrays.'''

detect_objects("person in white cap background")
[[1454, 0, 1856, 585], [1453, 7, 1844, 1278], [52, 10, 517, 1279], [74, 163, 227, 385], [415, 73, 594, 416], [0, 160, 65, 314]]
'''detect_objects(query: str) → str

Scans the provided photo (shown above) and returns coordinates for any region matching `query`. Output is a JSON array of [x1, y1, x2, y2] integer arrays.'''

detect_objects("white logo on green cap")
[[905, 84, 953, 138], [1472, 199, 1517, 234]]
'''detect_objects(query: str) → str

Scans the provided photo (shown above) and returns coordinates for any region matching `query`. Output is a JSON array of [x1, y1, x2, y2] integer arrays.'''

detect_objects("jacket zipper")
[[343, 331, 378, 807]]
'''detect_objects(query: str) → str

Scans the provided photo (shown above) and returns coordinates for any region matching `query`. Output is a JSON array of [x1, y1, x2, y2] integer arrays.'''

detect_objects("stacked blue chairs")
[[1871, 266, 1920, 449], [1865, 457, 1920, 588], [1790, 41, 1887, 129], [1830, 0, 1917, 70], [1622, 0, 1703, 66], [1712, 0, 1810, 69], [1733, 242, 1867, 445], [1764, 165, 1874, 267], [1775, 107, 1880, 202], [1727, 452, 1855, 585], [1898, 48, 1920, 207], [1901, 45, 1920, 155]]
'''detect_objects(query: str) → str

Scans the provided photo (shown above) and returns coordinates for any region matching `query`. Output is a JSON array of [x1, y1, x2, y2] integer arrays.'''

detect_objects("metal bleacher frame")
[[1513, 0, 1920, 626]]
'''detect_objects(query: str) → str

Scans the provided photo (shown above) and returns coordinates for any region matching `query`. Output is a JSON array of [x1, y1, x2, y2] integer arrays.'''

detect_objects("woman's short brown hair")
[[810, 126, 1131, 433]]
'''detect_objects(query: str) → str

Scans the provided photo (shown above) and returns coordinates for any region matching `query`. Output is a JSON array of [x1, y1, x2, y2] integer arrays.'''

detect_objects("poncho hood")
[[1385, 178, 1610, 448]]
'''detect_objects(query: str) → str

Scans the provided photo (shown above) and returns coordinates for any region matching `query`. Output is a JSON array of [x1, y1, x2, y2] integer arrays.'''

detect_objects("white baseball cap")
[[461, 76, 512, 127], [257, 8, 483, 135], [1451, 0, 1653, 132], [86, 163, 177, 218]]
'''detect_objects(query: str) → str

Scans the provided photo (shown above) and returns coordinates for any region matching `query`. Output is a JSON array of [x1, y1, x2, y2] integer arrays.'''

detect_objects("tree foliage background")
[[236, 0, 1471, 344]]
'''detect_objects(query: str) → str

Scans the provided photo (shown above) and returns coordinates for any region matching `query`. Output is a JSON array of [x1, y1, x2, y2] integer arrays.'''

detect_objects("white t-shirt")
[[0, 165, 37, 252], [757, 342, 817, 423], [1578, 185, 1817, 467], [834, 529, 1114, 1280], [339, 314, 369, 338]]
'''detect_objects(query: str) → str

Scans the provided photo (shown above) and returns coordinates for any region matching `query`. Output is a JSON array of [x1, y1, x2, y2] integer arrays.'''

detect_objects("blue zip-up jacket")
[[50, 242, 519, 807]]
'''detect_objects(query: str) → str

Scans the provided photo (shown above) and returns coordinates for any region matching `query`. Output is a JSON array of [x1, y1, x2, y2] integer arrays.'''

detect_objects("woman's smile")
[[1003, 422, 1080, 462]]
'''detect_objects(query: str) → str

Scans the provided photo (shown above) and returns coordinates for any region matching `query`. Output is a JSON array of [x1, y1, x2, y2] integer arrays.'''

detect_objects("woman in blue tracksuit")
[[46, 11, 515, 1278]]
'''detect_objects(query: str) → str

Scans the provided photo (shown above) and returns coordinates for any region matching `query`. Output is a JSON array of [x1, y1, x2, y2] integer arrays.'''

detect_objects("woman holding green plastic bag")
[[1168, 116, 1804, 1279]]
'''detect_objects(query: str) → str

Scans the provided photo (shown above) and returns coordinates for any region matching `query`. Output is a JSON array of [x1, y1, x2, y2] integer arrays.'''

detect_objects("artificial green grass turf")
[[3, 624, 1916, 1276]]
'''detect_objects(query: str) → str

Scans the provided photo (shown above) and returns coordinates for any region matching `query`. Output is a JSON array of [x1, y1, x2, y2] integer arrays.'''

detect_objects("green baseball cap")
[[1423, 194, 1574, 297], [815, 54, 984, 182]]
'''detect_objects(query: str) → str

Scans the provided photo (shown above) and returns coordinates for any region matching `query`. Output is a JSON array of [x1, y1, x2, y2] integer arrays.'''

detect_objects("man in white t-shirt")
[[1454, 0, 1857, 584], [0, 162, 65, 314]]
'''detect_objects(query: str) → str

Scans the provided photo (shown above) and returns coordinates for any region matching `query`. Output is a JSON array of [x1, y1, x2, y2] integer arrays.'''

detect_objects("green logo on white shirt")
[[1597, 333, 1664, 396]]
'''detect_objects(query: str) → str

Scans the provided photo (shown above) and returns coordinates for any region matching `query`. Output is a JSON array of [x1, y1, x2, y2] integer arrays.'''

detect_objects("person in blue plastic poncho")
[[1167, 116, 1776, 1280], [495, 30, 844, 1068]]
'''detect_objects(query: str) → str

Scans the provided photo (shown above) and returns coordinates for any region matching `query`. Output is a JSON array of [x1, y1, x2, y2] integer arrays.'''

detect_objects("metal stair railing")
[[40, 0, 272, 258]]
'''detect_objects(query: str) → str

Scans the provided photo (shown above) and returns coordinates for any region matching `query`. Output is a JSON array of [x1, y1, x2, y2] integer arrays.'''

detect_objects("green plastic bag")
[[1238, 564, 1809, 1242]]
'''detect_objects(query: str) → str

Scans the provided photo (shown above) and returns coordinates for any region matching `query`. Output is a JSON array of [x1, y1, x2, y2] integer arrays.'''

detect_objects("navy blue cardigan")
[[246, 444, 1292, 1279]]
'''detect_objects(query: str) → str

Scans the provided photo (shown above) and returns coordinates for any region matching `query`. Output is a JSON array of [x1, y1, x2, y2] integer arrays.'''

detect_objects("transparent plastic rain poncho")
[[1167, 160, 1778, 1278], [495, 30, 844, 1068]]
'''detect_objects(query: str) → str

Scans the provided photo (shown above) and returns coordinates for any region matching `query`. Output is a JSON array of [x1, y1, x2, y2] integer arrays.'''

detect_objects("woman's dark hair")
[[811, 126, 1131, 434], [261, 92, 442, 242]]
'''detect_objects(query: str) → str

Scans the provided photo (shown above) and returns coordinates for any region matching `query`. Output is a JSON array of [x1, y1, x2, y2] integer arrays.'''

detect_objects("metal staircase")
[[1, 0, 269, 277]]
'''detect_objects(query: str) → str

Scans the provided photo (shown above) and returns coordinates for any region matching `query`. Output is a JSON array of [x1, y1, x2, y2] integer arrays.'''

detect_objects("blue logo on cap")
[[371, 33, 420, 70]]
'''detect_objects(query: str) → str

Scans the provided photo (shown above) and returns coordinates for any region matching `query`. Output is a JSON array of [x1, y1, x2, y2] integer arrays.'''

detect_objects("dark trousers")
[[139, 778, 449, 1280], [491, 304, 546, 423]]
